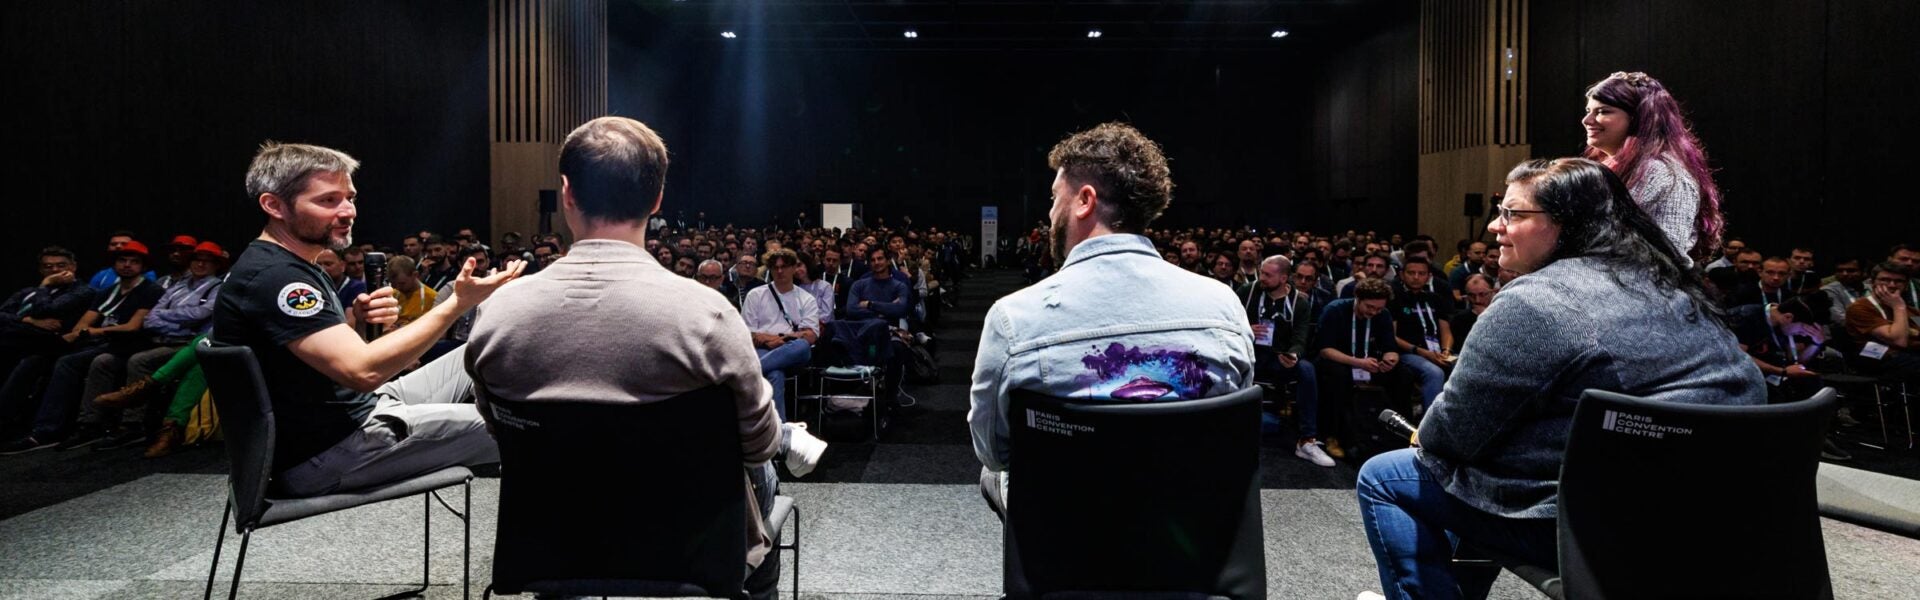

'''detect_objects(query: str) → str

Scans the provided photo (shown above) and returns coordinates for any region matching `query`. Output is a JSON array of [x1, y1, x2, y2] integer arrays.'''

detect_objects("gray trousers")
[[78, 345, 178, 427], [276, 346, 498, 497]]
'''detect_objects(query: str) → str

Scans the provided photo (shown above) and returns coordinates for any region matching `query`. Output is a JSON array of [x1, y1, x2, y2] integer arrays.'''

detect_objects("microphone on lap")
[[1379, 409, 1418, 443]]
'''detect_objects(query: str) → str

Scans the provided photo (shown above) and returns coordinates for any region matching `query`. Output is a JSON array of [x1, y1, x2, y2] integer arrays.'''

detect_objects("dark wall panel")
[[1311, 5, 1419, 236], [1, 1, 488, 289], [1530, 0, 1920, 262]]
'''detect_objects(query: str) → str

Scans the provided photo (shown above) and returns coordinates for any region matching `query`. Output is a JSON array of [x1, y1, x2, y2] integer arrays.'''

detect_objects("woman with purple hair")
[[1581, 71, 1725, 267]]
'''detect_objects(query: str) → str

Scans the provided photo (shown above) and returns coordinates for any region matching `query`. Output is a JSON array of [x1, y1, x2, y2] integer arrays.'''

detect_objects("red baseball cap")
[[170, 235, 198, 248], [111, 241, 151, 258], [191, 241, 228, 261]]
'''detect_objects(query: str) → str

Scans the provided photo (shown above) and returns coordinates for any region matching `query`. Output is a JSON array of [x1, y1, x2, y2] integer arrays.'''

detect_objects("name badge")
[[1424, 336, 1443, 353], [1351, 367, 1372, 383], [1861, 342, 1890, 360], [1254, 319, 1275, 347], [1765, 374, 1785, 387]]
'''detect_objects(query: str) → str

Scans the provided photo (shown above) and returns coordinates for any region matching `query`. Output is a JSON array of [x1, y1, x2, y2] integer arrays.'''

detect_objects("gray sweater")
[[1416, 256, 1765, 519]]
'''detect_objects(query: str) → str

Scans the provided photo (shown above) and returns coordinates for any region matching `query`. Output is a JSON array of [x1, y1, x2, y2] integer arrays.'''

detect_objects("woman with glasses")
[[1581, 71, 1725, 267], [1353, 158, 1763, 600]]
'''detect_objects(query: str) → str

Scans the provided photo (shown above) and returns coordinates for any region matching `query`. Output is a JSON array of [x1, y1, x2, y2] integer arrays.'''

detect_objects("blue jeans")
[[1258, 352, 1320, 440], [756, 339, 812, 422], [1356, 449, 1556, 600], [1400, 354, 1447, 409], [29, 343, 114, 439]]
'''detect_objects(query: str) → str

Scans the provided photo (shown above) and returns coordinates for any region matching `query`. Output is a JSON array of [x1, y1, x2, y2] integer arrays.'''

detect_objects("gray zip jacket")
[[1416, 256, 1765, 519]]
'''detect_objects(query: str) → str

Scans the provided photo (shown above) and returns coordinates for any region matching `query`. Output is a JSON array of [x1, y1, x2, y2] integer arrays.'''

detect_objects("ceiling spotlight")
[[1087, 28, 1102, 39], [903, 29, 918, 39], [1271, 29, 1289, 38], [720, 30, 737, 39]]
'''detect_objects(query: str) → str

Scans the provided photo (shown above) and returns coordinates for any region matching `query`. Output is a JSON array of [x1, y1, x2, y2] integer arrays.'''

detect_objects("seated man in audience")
[[1890, 244, 1920, 313], [1447, 241, 1488, 301], [1845, 262, 1920, 381], [1787, 247, 1819, 295], [86, 232, 156, 291], [1234, 239, 1262, 289], [725, 254, 765, 307], [695, 259, 729, 293], [315, 247, 365, 301], [1729, 256, 1792, 308], [1314, 278, 1411, 458], [0, 247, 94, 435], [673, 255, 698, 278], [3, 242, 163, 453], [1338, 253, 1392, 298], [1178, 239, 1204, 273], [795, 251, 836, 324], [969, 122, 1254, 517], [1239, 256, 1331, 467], [1388, 256, 1453, 410], [742, 248, 825, 433], [1823, 257, 1866, 328], [419, 235, 459, 292], [210, 141, 519, 497], [847, 248, 911, 322], [1704, 237, 1745, 271], [1730, 294, 1830, 403], [820, 247, 852, 318], [384, 255, 435, 330], [1449, 274, 1497, 354]]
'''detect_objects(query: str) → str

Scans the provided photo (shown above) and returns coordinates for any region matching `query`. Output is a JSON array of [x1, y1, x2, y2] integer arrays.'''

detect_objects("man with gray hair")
[[212, 141, 524, 497]]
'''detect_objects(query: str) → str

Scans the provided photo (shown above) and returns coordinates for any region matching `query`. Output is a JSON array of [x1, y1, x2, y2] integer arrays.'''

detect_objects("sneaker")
[[54, 425, 108, 451], [144, 421, 185, 459], [1296, 439, 1336, 467], [95, 427, 148, 450], [0, 436, 58, 456], [1821, 437, 1853, 461], [784, 422, 828, 478], [94, 376, 160, 409], [1323, 437, 1347, 459], [1834, 407, 1861, 428], [1357, 592, 1387, 600]]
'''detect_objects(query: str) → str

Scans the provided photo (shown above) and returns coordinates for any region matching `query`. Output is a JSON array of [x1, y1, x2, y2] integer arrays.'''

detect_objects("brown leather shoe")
[[143, 421, 184, 459], [96, 377, 159, 409], [1323, 437, 1347, 459]]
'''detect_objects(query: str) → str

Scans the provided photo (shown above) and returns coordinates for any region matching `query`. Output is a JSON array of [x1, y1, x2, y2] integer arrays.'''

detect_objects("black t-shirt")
[[1389, 282, 1456, 349], [213, 240, 378, 473], [1728, 304, 1792, 367], [91, 278, 164, 328], [1448, 310, 1479, 354]]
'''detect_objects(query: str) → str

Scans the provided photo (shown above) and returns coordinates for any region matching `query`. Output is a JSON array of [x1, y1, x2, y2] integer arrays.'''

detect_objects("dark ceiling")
[[633, 0, 1397, 51]]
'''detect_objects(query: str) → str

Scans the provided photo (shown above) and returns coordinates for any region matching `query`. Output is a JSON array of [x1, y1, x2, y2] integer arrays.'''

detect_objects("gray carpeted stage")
[[2, 269, 1917, 599]]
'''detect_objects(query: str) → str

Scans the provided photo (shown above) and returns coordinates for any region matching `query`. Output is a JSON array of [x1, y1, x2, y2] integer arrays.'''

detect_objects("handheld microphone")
[[362, 252, 389, 291], [1378, 409, 1418, 442]]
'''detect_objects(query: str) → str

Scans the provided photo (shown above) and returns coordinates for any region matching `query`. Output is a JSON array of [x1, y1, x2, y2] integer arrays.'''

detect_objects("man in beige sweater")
[[464, 116, 823, 598]]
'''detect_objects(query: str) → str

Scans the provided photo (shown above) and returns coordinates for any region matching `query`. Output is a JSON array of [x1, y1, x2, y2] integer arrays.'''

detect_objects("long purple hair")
[[1582, 71, 1725, 260]]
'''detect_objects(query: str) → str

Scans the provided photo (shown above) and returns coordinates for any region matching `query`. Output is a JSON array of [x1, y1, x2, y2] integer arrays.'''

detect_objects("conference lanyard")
[[1868, 294, 1893, 321], [769, 287, 799, 331], [1351, 312, 1371, 357], [1412, 301, 1438, 338], [1770, 320, 1799, 365], [1909, 282, 1918, 307], [1763, 288, 1783, 307], [95, 283, 129, 316], [19, 290, 38, 315]]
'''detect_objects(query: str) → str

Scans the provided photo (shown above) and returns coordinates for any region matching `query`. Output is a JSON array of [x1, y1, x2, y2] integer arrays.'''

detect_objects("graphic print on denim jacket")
[[1077, 342, 1216, 401]]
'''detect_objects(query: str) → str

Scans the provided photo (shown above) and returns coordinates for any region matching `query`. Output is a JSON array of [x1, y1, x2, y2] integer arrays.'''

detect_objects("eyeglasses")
[[1466, 291, 1494, 299], [1494, 206, 1549, 222], [696, 274, 723, 281]]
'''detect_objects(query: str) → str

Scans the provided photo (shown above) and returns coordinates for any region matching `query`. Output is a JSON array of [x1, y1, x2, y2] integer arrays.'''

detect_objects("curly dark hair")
[[1047, 122, 1173, 233]]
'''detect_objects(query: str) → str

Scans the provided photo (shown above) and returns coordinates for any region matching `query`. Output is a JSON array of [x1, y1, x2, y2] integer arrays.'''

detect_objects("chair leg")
[[373, 494, 434, 600], [791, 504, 801, 600], [204, 498, 232, 600], [464, 480, 472, 600], [226, 528, 253, 600]]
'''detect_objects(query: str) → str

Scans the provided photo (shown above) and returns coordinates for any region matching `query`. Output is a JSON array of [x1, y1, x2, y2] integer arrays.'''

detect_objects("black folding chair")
[[1464, 387, 1838, 599], [1003, 386, 1266, 600], [482, 385, 799, 599], [196, 341, 472, 600]]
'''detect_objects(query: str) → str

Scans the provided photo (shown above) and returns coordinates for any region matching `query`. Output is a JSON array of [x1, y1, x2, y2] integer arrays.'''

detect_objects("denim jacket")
[[968, 234, 1257, 471]]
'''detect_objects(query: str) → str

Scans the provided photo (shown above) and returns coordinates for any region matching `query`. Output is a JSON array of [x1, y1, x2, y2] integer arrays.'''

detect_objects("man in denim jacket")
[[968, 123, 1256, 516]]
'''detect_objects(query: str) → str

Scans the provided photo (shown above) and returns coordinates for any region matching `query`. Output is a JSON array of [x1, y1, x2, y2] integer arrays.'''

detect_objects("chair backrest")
[[193, 340, 277, 531], [1558, 387, 1837, 599], [486, 385, 750, 599], [1004, 385, 1266, 600]]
